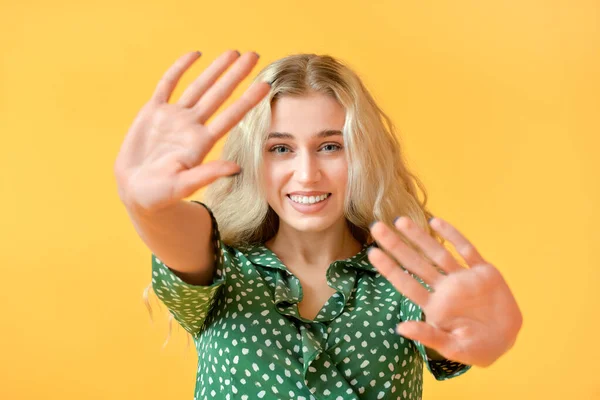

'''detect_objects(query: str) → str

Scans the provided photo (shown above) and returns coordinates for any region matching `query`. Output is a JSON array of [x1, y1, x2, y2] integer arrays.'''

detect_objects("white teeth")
[[289, 193, 330, 204]]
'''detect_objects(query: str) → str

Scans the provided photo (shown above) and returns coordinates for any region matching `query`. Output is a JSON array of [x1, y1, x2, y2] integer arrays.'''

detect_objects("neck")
[[265, 218, 363, 271]]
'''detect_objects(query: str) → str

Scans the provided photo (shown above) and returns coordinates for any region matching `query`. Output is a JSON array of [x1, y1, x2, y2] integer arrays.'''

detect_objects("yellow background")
[[1, 0, 598, 399]]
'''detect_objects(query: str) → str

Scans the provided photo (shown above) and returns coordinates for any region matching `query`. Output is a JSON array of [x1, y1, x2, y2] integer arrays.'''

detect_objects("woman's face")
[[262, 92, 348, 233]]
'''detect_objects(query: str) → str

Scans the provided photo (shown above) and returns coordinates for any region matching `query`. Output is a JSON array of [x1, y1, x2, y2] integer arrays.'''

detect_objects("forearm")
[[123, 199, 216, 285]]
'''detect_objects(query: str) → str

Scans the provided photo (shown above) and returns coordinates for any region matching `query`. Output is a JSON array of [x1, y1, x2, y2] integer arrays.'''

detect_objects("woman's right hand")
[[113, 50, 270, 215]]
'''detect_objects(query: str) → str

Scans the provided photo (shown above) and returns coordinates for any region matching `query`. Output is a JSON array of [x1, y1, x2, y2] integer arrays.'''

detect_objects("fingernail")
[[369, 221, 378, 229], [254, 52, 260, 58], [196, 51, 202, 56], [428, 216, 435, 224], [367, 246, 375, 255], [235, 50, 241, 57], [393, 216, 400, 225]]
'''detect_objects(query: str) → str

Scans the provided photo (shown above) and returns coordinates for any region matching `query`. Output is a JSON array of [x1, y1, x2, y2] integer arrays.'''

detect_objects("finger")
[[174, 160, 241, 199], [430, 217, 487, 268], [395, 321, 453, 358], [367, 246, 431, 308], [177, 50, 241, 108], [207, 81, 271, 138], [151, 51, 202, 104], [191, 51, 261, 124], [394, 217, 464, 275], [370, 222, 442, 287]]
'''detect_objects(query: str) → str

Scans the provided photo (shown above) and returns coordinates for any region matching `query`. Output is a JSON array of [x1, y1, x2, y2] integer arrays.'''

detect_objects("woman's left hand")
[[368, 216, 523, 368]]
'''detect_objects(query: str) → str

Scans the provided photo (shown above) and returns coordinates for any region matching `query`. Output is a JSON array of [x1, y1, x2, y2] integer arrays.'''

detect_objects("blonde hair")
[[144, 53, 441, 349]]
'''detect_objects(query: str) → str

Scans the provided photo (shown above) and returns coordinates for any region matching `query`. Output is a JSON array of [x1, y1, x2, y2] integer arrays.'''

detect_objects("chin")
[[281, 213, 342, 233], [292, 219, 332, 231], [269, 197, 343, 232]]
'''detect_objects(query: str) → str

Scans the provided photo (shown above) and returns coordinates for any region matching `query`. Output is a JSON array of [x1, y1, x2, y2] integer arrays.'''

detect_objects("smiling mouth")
[[286, 193, 332, 204]]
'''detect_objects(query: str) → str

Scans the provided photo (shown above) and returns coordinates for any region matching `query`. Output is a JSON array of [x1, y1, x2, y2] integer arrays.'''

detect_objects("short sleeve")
[[399, 273, 472, 381], [151, 200, 228, 337]]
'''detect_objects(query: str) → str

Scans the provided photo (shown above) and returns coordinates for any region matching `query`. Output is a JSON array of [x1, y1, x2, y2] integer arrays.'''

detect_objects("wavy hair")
[[144, 53, 441, 348]]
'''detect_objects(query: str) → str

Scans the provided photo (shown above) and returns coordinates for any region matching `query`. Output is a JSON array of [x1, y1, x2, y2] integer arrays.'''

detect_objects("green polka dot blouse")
[[151, 201, 471, 400]]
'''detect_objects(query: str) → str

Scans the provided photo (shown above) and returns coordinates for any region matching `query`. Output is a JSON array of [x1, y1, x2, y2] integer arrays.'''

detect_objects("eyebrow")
[[266, 129, 343, 140]]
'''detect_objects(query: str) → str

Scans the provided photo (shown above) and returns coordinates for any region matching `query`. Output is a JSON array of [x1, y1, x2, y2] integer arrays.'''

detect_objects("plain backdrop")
[[1, 0, 598, 399]]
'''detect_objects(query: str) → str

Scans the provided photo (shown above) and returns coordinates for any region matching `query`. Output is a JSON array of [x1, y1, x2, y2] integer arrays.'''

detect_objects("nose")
[[295, 150, 321, 183]]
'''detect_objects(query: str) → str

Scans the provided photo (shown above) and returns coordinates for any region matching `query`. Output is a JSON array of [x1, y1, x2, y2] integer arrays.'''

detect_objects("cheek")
[[262, 162, 286, 197], [329, 161, 349, 186]]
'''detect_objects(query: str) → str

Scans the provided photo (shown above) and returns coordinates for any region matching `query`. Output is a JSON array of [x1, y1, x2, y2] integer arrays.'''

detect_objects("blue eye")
[[269, 145, 289, 154], [322, 144, 342, 152]]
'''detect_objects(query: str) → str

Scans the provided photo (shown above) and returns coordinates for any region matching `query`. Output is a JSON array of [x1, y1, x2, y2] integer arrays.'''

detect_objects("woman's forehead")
[[269, 94, 346, 137]]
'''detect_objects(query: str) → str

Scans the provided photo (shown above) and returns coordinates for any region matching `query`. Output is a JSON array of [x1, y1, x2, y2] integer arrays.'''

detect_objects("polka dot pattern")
[[151, 201, 471, 399]]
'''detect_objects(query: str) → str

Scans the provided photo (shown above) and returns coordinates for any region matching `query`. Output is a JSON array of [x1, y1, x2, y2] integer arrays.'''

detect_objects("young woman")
[[114, 50, 523, 400]]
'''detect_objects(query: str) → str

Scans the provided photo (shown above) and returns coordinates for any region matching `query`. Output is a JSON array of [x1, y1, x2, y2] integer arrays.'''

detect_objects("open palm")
[[368, 216, 523, 367]]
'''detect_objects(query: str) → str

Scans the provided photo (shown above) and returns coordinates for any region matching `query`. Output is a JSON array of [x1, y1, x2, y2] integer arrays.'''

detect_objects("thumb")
[[396, 321, 451, 354], [176, 160, 241, 198]]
